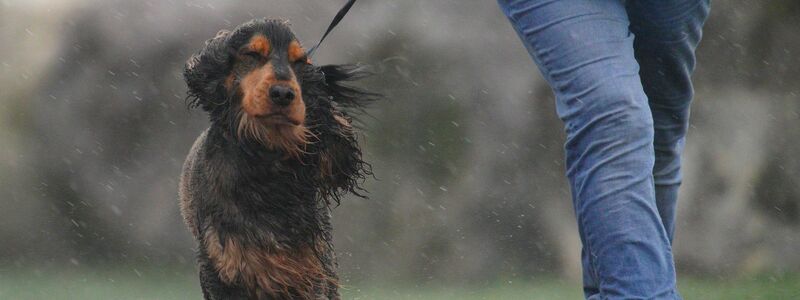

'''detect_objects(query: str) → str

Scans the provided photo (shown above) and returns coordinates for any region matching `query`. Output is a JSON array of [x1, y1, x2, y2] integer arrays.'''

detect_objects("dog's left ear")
[[318, 64, 378, 111], [184, 30, 232, 112], [317, 111, 369, 202], [306, 65, 379, 203]]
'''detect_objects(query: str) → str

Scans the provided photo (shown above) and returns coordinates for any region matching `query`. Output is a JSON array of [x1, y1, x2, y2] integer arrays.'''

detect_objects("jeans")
[[497, 0, 710, 299]]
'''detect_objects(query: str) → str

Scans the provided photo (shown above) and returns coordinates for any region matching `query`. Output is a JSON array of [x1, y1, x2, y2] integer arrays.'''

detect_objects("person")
[[496, 0, 710, 299]]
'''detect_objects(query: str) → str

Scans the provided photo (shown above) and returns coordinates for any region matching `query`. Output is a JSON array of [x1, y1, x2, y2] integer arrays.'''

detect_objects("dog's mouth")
[[257, 113, 302, 126]]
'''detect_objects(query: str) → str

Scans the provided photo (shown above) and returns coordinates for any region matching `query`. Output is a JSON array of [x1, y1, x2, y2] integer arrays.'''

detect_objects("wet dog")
[[180, 18, 375, 299]]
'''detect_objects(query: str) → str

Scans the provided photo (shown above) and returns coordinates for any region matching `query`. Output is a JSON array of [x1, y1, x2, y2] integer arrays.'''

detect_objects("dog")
[[179, 18, 374, 299]]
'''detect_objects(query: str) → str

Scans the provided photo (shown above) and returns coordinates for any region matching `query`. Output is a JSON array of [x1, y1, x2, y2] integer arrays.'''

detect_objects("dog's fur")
[[179, 19, 374, 299]]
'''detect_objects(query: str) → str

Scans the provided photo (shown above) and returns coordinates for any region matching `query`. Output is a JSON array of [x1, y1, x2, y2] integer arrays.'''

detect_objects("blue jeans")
[[497, 0, 710, 299]]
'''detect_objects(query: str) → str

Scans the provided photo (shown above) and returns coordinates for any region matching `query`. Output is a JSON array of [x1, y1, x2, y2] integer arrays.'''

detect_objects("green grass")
[[678, 274, 800, 300], [343, 275, 800, 300], [0, 267, 202, 300], [340, 278, 583, 300], [0, 268, 798, 299]]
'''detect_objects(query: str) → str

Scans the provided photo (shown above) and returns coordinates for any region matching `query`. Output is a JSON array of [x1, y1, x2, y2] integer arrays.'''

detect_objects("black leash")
[[307, 0, 357, 57]]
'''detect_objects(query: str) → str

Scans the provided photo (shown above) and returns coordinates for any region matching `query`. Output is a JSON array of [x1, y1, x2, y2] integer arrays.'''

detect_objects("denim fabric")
[[497, 0, 710, 299]]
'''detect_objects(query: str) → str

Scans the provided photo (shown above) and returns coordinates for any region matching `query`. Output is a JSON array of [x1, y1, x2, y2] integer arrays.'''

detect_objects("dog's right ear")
[[184, 30, 232, 112]]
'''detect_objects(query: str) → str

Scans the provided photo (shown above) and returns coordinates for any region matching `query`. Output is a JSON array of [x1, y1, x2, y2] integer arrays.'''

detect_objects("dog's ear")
[[319, 64, 380, 113], [317, 111, 370, 203], [184, 30, 232, 112]]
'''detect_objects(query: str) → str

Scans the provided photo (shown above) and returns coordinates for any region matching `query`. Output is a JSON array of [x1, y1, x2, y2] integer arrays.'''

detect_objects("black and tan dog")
[[179, 18, 374, 299]]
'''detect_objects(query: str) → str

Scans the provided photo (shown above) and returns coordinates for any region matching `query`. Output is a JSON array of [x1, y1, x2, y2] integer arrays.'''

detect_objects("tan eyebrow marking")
[[288, 41, 308, 63], [247, 35, 271, 56]]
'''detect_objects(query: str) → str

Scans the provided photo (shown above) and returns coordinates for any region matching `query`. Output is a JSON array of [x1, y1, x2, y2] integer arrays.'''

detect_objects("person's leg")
[[626, 0, 711, 241], [497, 0, 677, 298]]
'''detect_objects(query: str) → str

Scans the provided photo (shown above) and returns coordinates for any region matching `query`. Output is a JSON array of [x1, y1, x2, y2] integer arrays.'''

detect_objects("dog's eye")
[[241, 51, 263, 60]]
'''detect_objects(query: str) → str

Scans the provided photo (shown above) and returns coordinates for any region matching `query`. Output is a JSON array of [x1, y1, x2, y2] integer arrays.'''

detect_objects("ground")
[[1, 267, 797, 299]]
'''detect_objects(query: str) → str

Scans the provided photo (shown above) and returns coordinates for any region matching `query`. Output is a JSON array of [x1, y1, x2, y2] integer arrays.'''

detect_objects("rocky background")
[[1, 0, 798, 284]]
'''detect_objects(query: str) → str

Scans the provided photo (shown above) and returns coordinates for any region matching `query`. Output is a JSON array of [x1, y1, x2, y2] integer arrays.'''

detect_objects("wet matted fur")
[[179, 18, 376, 300]]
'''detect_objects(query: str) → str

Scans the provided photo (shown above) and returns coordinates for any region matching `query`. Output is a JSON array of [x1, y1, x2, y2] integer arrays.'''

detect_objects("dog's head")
[[185, 19, 314, 157], [185, 18, 377, 198]]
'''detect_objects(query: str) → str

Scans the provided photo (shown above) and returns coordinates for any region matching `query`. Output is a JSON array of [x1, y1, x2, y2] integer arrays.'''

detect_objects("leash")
[[307, 0, 357, 57]]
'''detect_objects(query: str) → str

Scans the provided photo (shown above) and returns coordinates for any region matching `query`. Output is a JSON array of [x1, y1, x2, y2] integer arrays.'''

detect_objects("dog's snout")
[[269, 85, 295, 106]]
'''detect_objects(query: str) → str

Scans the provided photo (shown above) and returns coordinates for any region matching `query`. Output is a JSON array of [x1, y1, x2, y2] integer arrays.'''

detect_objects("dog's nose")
[[269, 85, 295, 106]]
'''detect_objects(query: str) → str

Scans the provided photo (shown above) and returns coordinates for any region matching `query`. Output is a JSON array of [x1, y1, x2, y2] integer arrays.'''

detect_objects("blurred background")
[[1, 0, 798, 299]]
